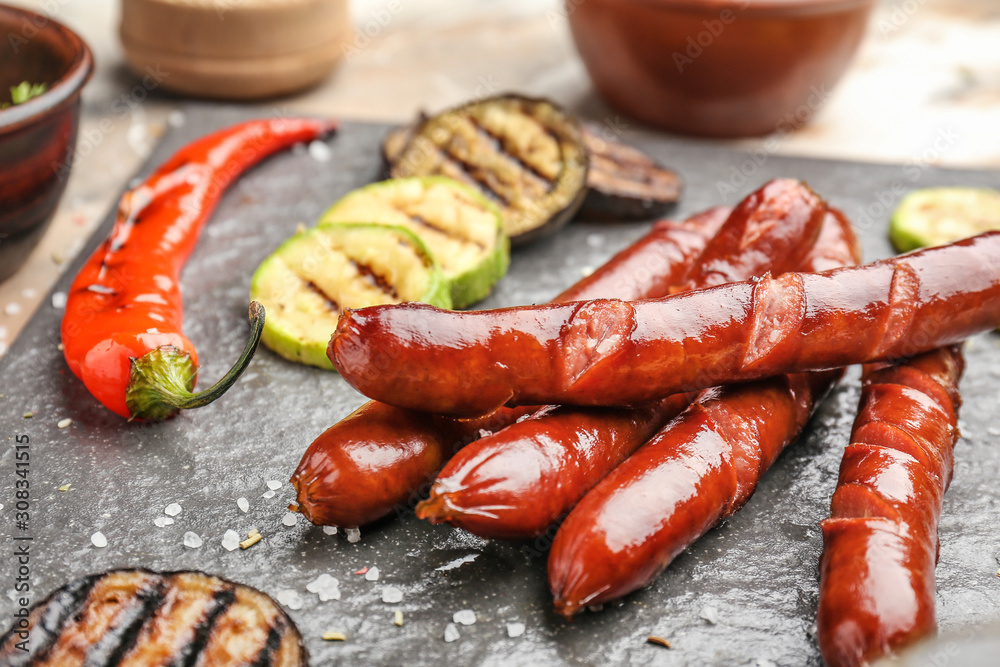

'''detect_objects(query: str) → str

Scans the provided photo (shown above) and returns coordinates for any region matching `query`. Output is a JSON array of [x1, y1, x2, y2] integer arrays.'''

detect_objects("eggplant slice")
[[389, 94, 589, 244], [577, 123, 682, 221], [384, 116, 681, 224], [0, 569, 306, 667]]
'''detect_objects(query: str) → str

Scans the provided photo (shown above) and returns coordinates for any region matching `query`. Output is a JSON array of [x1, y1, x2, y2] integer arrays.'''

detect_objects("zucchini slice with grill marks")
[[251, 222, 450, 369], [390, 94, 588, 244], [889, 186, 1000, 252], [319, 177, 508, 308]]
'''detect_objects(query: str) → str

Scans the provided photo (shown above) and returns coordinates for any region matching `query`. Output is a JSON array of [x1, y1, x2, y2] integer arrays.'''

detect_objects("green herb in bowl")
[[1, 81, 48, 109]]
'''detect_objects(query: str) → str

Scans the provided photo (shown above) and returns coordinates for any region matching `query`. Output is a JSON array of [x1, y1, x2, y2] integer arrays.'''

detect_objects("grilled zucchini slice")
[[319, 177, 508, 308], [0, 569, 305, 667], [251, 222, 450, 369], [890, 187, 1000, 252], [390, 94, 588, 244]]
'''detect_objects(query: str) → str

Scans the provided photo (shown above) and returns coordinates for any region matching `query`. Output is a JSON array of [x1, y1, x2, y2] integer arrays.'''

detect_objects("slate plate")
[[1, 104, 999, 666]]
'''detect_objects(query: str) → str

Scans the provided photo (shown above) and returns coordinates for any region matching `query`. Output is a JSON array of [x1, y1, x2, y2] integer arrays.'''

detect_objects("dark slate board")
[[2, 103, 999, 666]]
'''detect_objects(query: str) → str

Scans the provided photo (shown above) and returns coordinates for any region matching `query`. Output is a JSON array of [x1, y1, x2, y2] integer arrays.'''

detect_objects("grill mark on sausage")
[[0, 574, 101, 666], [168, 587, 237, 667], [82, 576, 168, 667]]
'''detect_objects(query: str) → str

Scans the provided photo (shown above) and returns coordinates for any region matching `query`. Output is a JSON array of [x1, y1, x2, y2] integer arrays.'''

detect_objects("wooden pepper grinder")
[[120, 0, 351, 99]]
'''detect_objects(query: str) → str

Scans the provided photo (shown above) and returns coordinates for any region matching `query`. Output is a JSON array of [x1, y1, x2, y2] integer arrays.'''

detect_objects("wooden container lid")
[[120, 0, 351, 99]]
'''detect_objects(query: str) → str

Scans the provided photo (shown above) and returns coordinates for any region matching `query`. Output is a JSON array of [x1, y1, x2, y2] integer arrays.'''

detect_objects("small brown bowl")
[[0, 4, 93, 283], [567, 0, 874, 137]]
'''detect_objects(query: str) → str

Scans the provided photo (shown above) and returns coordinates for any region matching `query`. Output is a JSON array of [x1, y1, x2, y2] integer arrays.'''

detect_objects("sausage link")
[[817, 345, 963, 667], [415, 182, 829, 538], [329, 231, 1000, 417], [292, 207, 730, 527], [547, 210, 860, 617]]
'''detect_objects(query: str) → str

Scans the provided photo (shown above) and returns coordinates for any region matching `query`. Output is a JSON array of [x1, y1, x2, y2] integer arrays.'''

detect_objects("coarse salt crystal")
[[165, 503, 182, 517], [365, 566, 380, 581], [266, 480, 282, 490], [309, 140, 332, 162], [237, 497, 249, 513], [282, 512, 298, 527], [183, 531, 203, 548], [443, 623, 460, 642], [346, 527, 361, 543], [91, 531, 107, 548], [262, 490, 276, 499], [382, 586, 403, 604], [167, 110, 186, 127], [322, 526, 338, 535], [307, 574, 341, 601], [699, 605, 719, 625], [453, 609, 476, 626], [506, 622, 525, 638], [51, 292, 68, 309], [277, 589, 303, 610], [153, 517, 174, 528], [4, 302, 22, 316], [222, 530, 240, 551]]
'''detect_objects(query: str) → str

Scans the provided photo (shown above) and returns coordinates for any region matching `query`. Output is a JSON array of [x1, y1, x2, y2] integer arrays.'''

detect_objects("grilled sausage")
[[292, 207, 731, 527], [817, 345, 964, 666], [0, 569, 305, 667], [415, 181, 828, 538], [546, 209, 860, 617], [329, 231, 1000, 417]]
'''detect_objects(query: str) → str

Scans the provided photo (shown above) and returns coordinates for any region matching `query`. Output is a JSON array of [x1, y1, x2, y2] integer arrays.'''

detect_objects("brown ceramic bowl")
[[567, 0, 874, 137], [0, 4, 93, 283]]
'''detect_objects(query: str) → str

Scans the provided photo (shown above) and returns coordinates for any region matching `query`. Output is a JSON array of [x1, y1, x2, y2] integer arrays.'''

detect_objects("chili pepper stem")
[[125, 302, 266, 421]]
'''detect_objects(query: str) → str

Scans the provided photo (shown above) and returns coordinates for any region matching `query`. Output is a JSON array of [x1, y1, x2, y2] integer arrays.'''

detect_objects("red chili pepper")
[[61, 117, 337, 421]]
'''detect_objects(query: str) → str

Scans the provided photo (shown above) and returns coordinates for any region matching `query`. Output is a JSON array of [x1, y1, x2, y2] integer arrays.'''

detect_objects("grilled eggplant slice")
[[577, 123, 682, 221], [383, 117, 680, 223], [0, 569, 306, 667], [390, 94, 588, 244], [318, 177, 509, 308], [251, 222, 451, 369]]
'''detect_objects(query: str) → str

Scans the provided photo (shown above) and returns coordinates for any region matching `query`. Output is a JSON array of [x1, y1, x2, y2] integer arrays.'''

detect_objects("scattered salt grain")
[[453, 609, 476, 626], [165, 503, 182, 517], [282, 512, 298, 527], [699, 605, 719, 625], [222, 530, 240, 551], [506, 622, 525, 638], [435, 554, 479, 572], [322, 526, 338, 535], [262, 490, 277, 499], [443, 623, 460, 642], [346, 527, 361, 543], [237, 497, 249, 513], [167, 110, 186, 127], [309, 140, 332, 162], [183, 531, 203, 548], [21, 288, 36, 299], [51, 292, 68, 309], [91, 531, 107, 548], [4, 302, 22, 316], [307, 574, 341, 601], [153, 517, 174, 527], [365, 566, 380, 581], [57, 418, 72, 429], [394, 610, 404, 626], [382, 586, 403, 604], [266, 480, 282, 490], [277, 590, 303, 610]]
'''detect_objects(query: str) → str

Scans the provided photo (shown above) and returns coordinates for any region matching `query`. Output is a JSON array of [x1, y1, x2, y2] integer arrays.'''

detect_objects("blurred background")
[[0, 0, 998, 354]]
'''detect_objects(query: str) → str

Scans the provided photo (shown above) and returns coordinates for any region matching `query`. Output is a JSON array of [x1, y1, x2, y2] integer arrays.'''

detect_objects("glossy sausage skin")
[[415, 181, 828, 538], [292, 207, 730, 527], [330, 231, 1000, 417], [818, 345, 964, 666], [547, 211, 861, 617]]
